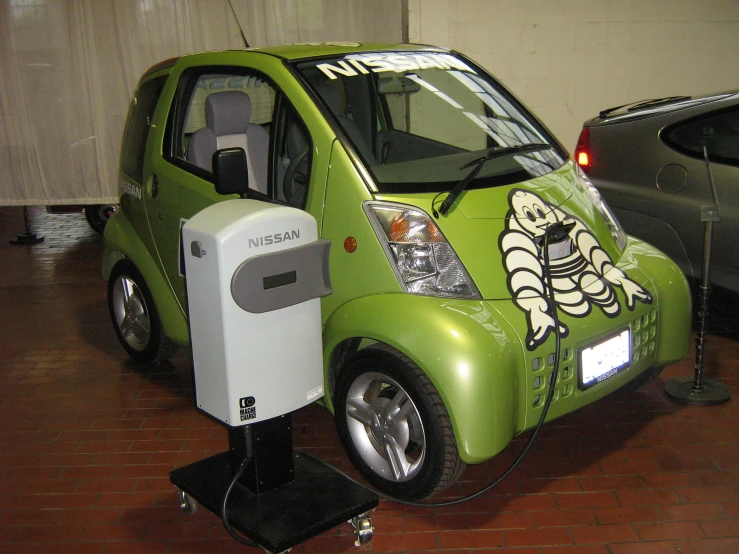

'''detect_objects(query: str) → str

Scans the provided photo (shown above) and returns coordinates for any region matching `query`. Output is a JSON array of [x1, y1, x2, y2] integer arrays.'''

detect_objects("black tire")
[[619, 365, 665, 392], [107, 262, 178, 364], [85, 204, 117, 234], [334, 344, 465, 500]]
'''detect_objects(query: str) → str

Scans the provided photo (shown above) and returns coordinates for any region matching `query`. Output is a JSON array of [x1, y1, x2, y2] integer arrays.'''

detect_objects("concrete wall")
[[407, 0, 739, 152]]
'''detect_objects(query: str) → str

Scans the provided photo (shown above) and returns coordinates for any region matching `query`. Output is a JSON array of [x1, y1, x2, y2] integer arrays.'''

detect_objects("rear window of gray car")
[[663, 107, 739, 167]]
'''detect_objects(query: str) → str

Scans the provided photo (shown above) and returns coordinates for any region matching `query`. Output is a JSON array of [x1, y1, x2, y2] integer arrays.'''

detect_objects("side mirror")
[[213, 148, 249, 197]]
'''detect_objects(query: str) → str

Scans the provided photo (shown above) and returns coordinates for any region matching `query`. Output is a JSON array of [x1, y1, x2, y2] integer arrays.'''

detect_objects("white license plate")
[[579, 329, 631, 389]]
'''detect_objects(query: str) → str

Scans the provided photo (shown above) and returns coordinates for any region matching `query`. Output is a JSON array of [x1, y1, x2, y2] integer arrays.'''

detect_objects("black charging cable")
[[221, 453, 259, 547], [305, 220, 575, 508]]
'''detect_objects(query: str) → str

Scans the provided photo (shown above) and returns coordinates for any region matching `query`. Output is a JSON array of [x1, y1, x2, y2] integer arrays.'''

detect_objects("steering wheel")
[[282, 147, 310, 204]]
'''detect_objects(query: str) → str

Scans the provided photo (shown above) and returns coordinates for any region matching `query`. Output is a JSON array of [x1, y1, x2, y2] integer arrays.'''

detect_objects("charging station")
[[170, 199, 378, 552]]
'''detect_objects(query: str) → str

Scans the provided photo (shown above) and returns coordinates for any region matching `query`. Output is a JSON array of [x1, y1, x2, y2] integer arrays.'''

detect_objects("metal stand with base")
[[170, 415, 378, 553], [10, 206, 44, 245], [665, 147, 731, 406]]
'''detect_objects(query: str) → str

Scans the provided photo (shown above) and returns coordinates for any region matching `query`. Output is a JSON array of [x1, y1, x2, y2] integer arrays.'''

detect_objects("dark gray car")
[[575, 91, 739, 293]]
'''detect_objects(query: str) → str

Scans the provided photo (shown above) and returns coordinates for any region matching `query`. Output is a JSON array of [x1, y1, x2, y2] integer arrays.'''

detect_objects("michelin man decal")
[[500, 189, 652, 351]]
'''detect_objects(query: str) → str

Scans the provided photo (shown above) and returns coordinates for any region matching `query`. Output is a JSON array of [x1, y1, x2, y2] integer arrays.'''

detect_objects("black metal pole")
[[10, 206, 44, 245], [692, 219, 714, 391], [664, 147, 730, 406]]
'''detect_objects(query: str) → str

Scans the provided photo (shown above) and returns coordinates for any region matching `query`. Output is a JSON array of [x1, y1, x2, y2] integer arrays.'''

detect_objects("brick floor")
[[0, 206, 737, 553]]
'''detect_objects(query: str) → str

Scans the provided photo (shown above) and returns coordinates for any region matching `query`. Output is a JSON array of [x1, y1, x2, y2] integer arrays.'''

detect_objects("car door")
[[155, 67, 315, 309], [119, 74, 169, 263], [661, 106, 739, 286]]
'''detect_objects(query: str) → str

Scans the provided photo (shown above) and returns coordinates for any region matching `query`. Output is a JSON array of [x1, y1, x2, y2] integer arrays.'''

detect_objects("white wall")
[[407, 0, 739, 152]]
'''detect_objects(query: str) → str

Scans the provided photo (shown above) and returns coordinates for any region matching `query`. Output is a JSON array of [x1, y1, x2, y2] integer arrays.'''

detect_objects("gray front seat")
[[188, 90, 269, 194]]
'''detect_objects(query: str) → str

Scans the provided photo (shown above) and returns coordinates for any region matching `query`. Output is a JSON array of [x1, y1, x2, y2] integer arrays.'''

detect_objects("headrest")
[[206, 91, 252, 136]]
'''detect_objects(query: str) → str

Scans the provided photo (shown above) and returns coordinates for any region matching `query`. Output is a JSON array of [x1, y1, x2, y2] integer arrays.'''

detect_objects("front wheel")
[[108, 262, 177, 364], [334, 344, 465, 500]]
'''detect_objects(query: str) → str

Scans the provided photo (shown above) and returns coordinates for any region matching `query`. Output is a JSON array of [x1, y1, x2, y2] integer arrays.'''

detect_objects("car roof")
[[140, 42, 450, 79], [250, 41, 447, 60], [586, 90, 739, 126]]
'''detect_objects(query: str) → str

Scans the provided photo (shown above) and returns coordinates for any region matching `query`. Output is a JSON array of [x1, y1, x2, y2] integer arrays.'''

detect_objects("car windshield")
[[295, 51, 566, 193]]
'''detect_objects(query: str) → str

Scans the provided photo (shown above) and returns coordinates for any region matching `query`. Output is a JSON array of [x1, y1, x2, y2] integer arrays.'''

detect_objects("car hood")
[[375, 162, 625, 301]]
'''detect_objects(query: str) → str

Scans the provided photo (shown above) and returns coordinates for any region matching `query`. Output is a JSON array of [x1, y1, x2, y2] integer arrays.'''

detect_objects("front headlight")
[[576, 166, 627, 251], [364, 202, 481, 299]]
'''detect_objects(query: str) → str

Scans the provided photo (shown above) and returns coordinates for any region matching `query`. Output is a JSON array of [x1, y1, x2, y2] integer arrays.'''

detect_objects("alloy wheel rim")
[[345, 371, 425, 482], [112, 276, 151, 352]]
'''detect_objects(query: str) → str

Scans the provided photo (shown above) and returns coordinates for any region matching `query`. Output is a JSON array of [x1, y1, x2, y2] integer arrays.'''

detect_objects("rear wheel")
[[85, 204, 117, 234], [108, 262, 177, 364], [334, 344, 465, 500]]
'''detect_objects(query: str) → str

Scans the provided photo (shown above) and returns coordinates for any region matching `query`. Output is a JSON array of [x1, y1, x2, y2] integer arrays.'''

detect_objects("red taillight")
[[575, 127, 591, 169]]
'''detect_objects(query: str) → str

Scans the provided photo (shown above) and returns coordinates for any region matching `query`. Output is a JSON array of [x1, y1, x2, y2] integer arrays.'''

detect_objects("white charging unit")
[[182, 199, 330, 426]]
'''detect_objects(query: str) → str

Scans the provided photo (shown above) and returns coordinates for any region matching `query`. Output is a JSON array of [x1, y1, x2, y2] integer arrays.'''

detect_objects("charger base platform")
[[170, 449, 378, 553]]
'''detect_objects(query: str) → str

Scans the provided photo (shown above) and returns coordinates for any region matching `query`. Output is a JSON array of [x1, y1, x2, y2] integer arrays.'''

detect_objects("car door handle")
[[152, 174, 160, 198]]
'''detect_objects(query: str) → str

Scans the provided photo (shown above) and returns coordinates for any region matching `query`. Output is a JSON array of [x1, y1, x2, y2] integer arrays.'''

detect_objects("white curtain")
[[0, 0, 403, 206]]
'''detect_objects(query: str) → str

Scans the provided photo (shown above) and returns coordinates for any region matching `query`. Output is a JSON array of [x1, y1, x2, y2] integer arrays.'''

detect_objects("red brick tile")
[[616, 488, 682, 507], [37, 543, 104, 554], [55, 508, 123, 525], [672, 537, 739, 553], [438, 529, 505, 548], [495, 493, 558, 512], [15, 523, 85, 542], [404, 514, 468, 532], [369, 531, 437, 551], [0, 543, 39, 554], [369, 515, 404, 533], [61, 466, 119, 480], [594, 506, 662, 524], [505, 527, 572, 547], [144, 521, 214, 541], [31, 493, 98, 510], [519, 476, 582, 493], [532, 508, 597, 527], [578, 474, 641, 491], [18, 479, 79, 495], [609, 541, 680, 554], [95, 491, 159, 508], [636, 472, 700, 488], [469, 511, 533, 530], [571, 523, 640, 544], [539, 547, 609, 554], [554, 491, 620, 509], [660, 503, 726, 521], [116, 464, 173, 479], [700, 519, 739, 538], [102, 542, 170, 554], [80, 522, 148, 541], [118, 506, 184, 524], [76, 478, 138, 493], [635, 521, 705, 540], [599, 458, 663, 474], [677, 485, 739, 504]]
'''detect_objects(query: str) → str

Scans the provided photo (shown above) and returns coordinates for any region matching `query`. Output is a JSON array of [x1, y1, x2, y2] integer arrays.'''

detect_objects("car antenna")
[[227, 0, 250, 48]]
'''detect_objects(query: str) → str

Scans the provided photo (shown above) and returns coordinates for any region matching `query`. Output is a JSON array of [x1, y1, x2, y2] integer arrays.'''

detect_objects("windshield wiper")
[[438, 143, 552, 216]]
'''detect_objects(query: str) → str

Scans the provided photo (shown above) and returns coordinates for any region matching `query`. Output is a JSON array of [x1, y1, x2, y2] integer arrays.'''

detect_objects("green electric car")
[[103, 42, 691, 500]]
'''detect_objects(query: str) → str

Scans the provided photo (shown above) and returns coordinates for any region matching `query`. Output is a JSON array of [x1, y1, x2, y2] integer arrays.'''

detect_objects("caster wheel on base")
[[350, 512, 373, 546], [176, 489, 198, 514]]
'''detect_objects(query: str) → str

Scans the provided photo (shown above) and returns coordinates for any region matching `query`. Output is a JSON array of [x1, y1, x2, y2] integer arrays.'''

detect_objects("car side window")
[[171, 70, 313, 206], [664, 108, 739, 167], [273, 103, 313, 208], [176, 72, 277, 196], [121, 75, 168, 183]]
